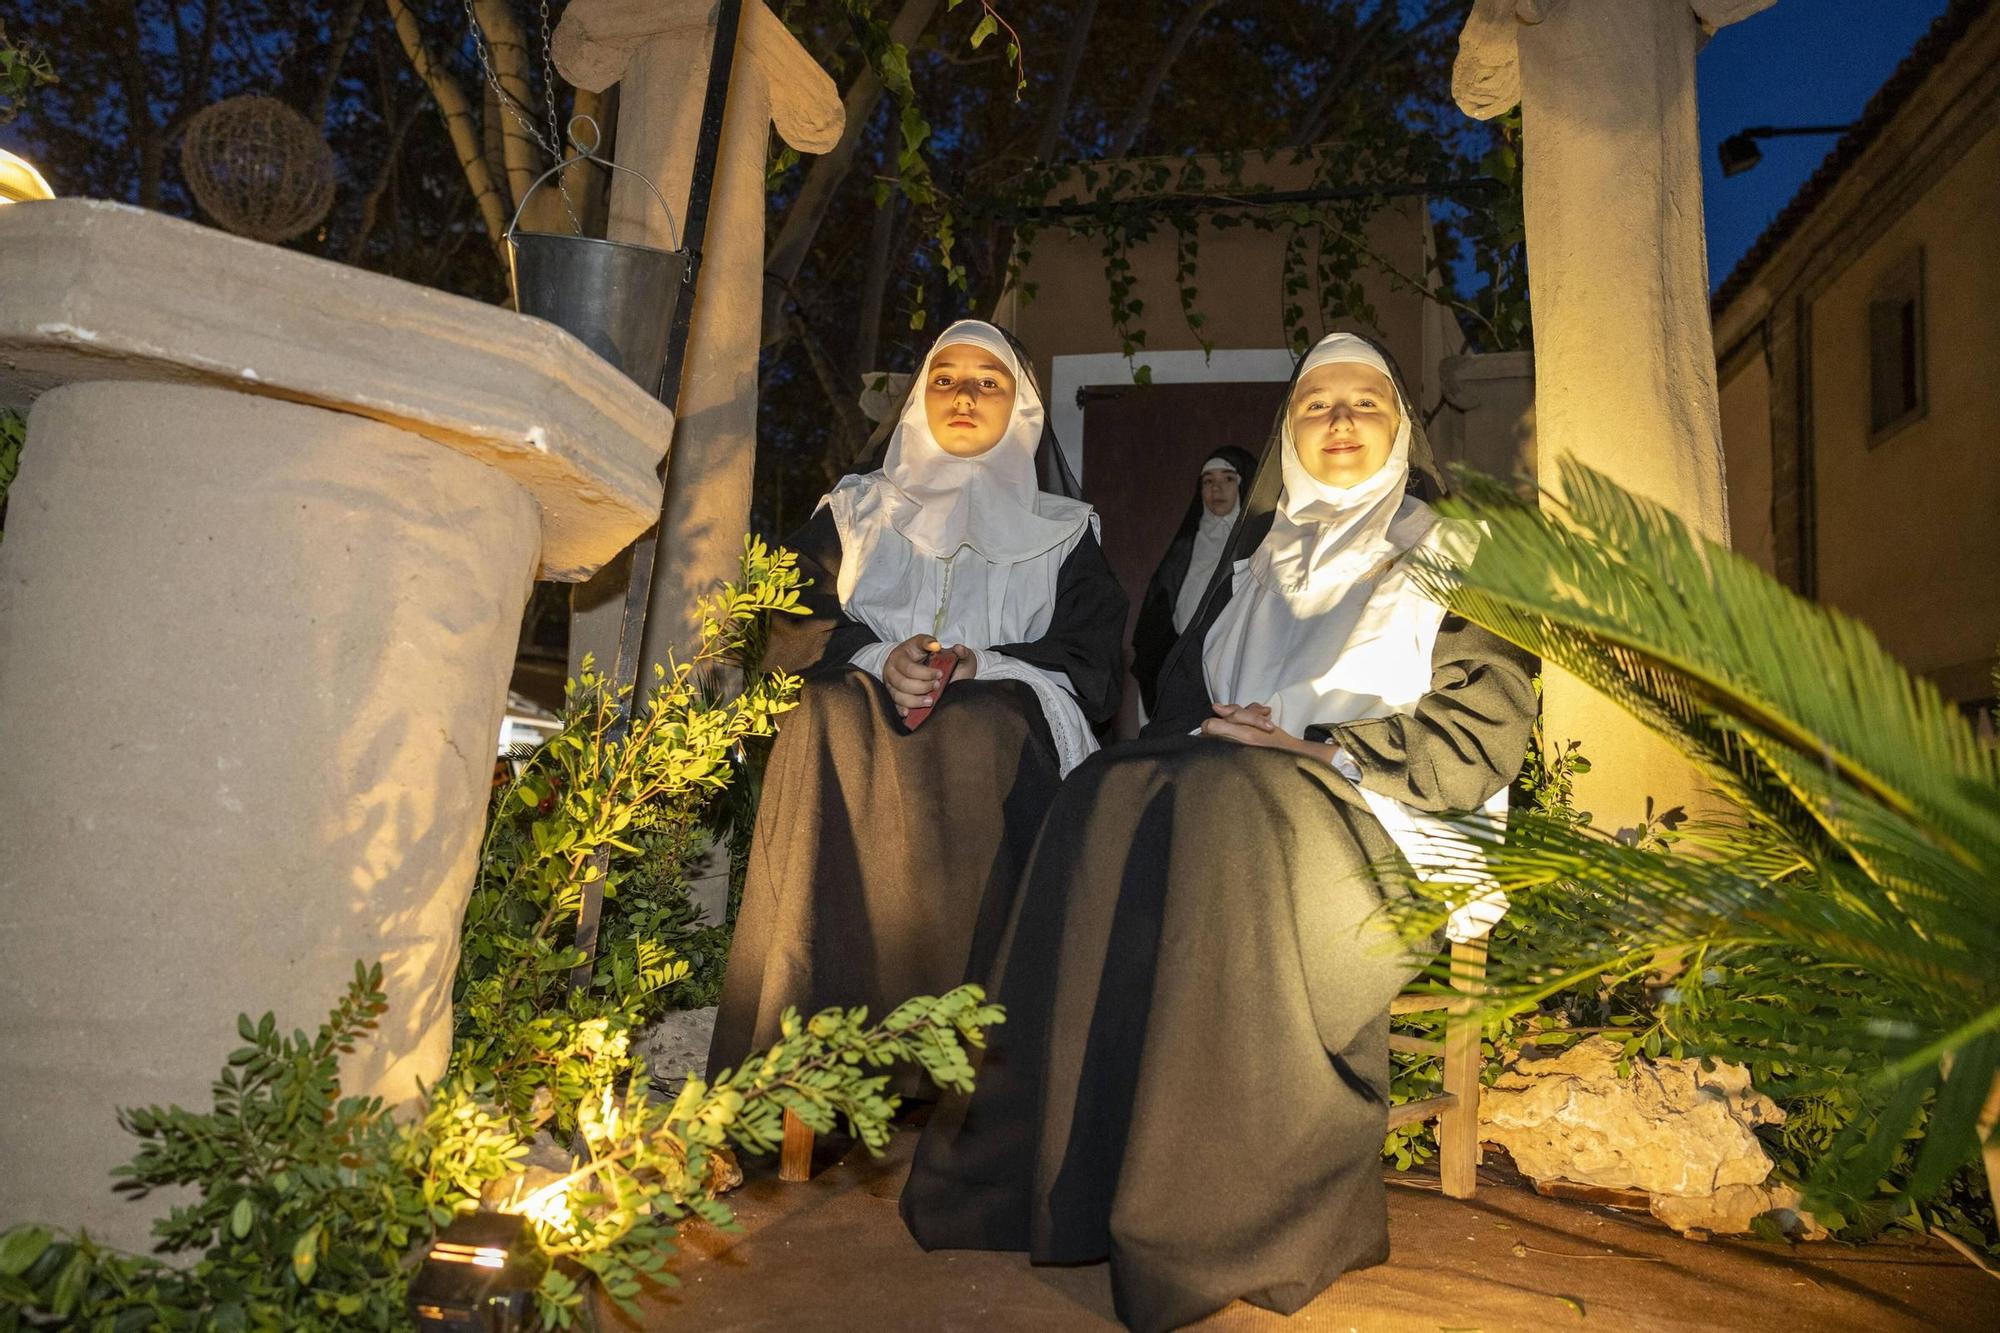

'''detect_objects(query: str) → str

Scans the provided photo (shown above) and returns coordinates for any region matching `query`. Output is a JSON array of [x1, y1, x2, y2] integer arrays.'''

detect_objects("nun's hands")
[[1201, 701, 1314, 754], [885, 635, 946, 715], [944, 644, 979, 679]]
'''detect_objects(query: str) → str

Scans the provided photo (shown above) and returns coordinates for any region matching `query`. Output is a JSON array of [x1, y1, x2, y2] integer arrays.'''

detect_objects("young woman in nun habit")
[[900, 332, 1536, 1332], [707, 320, 1126, 1089], [1129, 445, 1258, 716]]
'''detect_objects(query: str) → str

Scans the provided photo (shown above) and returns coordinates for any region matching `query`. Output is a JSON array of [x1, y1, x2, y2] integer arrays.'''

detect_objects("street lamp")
[[0, 147, 53, 203], [1717, 124, 1856, 178]]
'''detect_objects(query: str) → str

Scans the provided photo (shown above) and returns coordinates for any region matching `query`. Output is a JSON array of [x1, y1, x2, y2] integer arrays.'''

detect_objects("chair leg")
[[1438, 937, 1486, 1200], [780, 1109, 815, 1183]]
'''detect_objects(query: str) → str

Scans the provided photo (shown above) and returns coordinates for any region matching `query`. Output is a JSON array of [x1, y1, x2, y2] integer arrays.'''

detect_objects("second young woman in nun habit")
[[1129, 445, 1257, 716], [707, 320, 1126, 1085], [900, 332, 1536, 1332]]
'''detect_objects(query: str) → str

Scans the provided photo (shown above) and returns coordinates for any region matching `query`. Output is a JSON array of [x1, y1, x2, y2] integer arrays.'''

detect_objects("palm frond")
[[1401, 461, 2000, 1221], [1421, 462, 2000, 870]]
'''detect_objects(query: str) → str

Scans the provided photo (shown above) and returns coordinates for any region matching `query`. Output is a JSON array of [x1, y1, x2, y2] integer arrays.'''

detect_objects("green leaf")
[[290, 1225, 320, 1286], [0, 1227, 50, 1280], [969, 13, 997, 47], [48, 1252, 86, 1318]]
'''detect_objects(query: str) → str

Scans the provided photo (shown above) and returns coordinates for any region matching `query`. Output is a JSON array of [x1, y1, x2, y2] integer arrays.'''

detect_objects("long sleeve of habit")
[[988, 530, 1128, 726], [1307, 615, 1537, 813], [762, 507, 880, 677]]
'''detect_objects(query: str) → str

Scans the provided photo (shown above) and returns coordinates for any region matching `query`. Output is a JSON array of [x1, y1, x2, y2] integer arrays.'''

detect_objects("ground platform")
[[599, 1131, 1995, 1331]]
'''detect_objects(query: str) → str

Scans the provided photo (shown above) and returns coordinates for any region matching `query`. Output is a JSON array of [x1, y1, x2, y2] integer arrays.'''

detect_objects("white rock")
[[1480, 1035, 1820, 1237], [636, 1006, 718, 1086]]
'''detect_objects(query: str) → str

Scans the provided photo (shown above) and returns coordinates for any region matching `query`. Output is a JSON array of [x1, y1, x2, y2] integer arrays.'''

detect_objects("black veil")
[[852, 325, 1083, 501], [1142, 332, 1444, 736]]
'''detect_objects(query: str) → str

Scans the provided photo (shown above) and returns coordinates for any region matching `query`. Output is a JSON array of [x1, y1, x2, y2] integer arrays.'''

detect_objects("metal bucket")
[[509, 233, 685, 395], [505, 118, 686, 398]]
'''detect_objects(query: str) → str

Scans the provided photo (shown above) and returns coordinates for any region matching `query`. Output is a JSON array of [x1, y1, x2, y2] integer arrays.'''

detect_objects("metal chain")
[[536, 0, 580, 232], [461, 0, 580, 232]]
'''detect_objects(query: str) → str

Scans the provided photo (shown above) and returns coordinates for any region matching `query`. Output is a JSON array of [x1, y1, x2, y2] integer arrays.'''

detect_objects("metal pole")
[[570, 0, 746, 994]]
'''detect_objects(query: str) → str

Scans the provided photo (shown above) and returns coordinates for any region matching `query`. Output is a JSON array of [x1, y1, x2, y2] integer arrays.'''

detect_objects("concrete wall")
[[1807, 122, 2000, 698], [1716, 341, 1775, 574]]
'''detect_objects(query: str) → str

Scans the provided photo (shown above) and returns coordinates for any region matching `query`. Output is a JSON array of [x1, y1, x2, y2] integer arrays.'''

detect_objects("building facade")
[[1713, 0, 1999, 713]]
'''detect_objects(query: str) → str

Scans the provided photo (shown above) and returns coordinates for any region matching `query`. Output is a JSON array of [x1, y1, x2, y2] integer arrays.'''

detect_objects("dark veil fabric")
[[1129, 444, 1259, 714], [854, 326, 1084, 503], [1145, 333, 1444, 738]]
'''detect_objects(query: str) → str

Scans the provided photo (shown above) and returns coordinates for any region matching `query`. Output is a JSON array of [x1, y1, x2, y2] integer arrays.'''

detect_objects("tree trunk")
[[472, 0, 556, 226], [759, 0, 941, 342], [113, 0, 165, 209], [852, 181, 900, 378], [1106, 0, 1224, 160], [384, 0, 509, 254], [1032, 0, 1099, 162], [311, 0, 370, 125]]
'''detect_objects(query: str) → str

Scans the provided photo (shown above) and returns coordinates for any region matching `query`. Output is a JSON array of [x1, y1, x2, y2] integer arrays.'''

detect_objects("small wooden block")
[[779, 1108, 814, 1183], [1387, 1093, 1457, 1131]]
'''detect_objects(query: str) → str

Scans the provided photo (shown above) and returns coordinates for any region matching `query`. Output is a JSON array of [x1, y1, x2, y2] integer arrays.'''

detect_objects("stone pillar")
[[1454, 0, 1770, 831], [554, 0, 842, 671], [0, 199, 672, 1250]]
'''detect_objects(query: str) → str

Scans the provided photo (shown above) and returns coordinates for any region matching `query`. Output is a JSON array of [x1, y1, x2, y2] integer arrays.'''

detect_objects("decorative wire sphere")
[[179, 95, 336, 243]]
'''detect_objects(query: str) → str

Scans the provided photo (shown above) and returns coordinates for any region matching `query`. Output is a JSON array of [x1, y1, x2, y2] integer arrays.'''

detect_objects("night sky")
[[1697, 0, 1953, 291]]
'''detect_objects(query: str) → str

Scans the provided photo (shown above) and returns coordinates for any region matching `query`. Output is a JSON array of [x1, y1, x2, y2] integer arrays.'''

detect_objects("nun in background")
[[901, 332, 1535, 1332], [1129, 445, 1257, 715], [708, 319, 1126, 1084]]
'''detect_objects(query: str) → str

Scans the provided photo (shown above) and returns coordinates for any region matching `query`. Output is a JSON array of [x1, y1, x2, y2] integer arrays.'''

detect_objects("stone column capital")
[[553, 0, 843, 153], [0, 200, 671, 580], [1453, 0, 1776, 119]]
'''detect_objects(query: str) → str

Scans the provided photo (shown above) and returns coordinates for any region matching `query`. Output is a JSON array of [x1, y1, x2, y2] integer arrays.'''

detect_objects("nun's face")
[[1200, 467, 1240, 516], [1288, 361, 1400, 488], [924, 343, 1018, 457]]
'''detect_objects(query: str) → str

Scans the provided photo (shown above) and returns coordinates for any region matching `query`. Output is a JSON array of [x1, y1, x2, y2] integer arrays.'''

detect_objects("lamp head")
[[408, 1211, 548, 1332], [1719, 131, 1764, 177]]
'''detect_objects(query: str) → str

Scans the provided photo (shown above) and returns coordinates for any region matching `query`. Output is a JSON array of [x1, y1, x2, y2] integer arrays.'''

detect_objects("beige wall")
[[1808, 121, 2000, 696], [1004, 153, 1447, 411], [1717, 343, 1775, 574]]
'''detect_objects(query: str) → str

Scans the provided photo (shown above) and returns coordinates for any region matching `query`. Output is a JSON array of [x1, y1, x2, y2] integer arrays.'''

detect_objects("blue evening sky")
[[1697, 0, 1952, 290]]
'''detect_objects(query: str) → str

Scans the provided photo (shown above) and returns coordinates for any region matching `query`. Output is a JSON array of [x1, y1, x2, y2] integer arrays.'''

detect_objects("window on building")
[[1868, 249, 1925, 441]]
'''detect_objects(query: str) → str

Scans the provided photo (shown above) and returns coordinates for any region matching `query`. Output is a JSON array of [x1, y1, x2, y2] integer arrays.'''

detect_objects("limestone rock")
[[637, 1005, 719, 1087], [1651, 1181, 1828, 1240], [1480, 1036, 1820, 1237]]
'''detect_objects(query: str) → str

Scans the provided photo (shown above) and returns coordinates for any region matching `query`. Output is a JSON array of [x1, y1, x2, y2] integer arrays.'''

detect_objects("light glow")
[[509, 1179, 576, 1235], [0, 149, 53, 204], [428, 1241, 509, 1269]]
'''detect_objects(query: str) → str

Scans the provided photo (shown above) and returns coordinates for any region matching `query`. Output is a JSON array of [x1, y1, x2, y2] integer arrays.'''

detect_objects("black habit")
[[901, 339, 1536, 1332]]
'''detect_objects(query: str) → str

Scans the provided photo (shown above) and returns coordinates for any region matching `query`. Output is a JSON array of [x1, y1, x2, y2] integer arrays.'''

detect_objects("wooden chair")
[[1386, 935, 1487, 1199], [777, 936, 1490, 1189]]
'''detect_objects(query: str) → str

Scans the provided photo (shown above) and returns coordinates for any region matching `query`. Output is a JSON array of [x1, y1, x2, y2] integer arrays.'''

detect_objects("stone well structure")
[[0, 199, 672, 1250]]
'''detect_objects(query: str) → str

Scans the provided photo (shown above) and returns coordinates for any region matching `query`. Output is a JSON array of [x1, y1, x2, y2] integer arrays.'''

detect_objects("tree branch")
[[852, 179, 901, 378], [1032, 0, 1100, 163], [1105, 0, 1224, 160], [1293, 0, 1463, 147], [311, 0, 370, 126], [384, 0, 510, 254], [471, 0, 547, 217], [790, 309, 872, 482], [760, 0, 943, 345]]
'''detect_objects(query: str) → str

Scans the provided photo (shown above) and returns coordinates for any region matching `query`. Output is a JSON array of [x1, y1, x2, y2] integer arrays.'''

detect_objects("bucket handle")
[[504, 115, 681, 252]]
